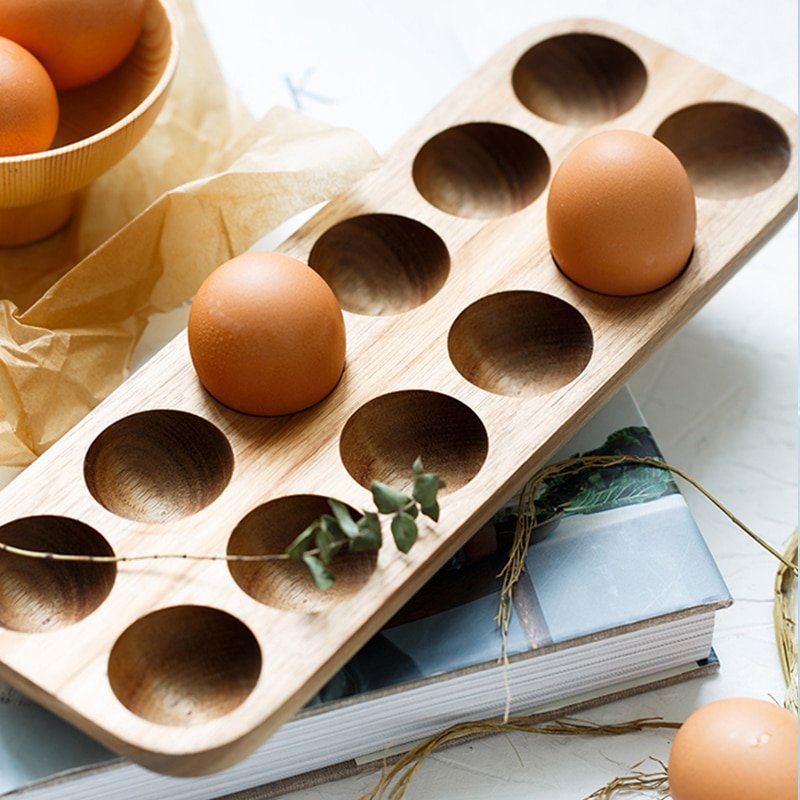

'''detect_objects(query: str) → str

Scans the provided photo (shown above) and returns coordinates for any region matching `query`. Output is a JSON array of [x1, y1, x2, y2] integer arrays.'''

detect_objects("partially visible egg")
[[668, 697, 798, 800], [0, 36, 59, 156], [188, 252, 346, 416], [547, 130, 696, 296], [0, 0, 146, 90]]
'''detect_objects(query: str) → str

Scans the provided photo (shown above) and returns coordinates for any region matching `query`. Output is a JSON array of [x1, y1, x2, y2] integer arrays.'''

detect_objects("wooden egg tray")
[[0, 18, 795, 776]]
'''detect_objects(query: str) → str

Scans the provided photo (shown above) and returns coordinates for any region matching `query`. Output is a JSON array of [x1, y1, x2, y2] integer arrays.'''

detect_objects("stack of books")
[[2, 387, 730, 800]]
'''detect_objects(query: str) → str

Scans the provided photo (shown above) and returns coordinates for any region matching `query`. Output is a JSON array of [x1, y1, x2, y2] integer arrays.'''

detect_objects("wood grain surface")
[[0, 17, 794, 776]]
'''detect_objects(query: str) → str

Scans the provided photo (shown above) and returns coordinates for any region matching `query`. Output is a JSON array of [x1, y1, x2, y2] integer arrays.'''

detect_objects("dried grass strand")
[[774, 530, 798, 714], [0, 457, 790, 798], [361, 460, 796, 800], [0, 543, 298, 564], [582, 758, 670, 800], [496, 454, 797, 719], [0, 456, 790, 580], [359, 717, 680, 800]]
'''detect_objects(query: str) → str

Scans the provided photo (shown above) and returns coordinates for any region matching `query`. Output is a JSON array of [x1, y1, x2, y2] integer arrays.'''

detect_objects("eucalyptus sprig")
[[286, 457, 446, 590]]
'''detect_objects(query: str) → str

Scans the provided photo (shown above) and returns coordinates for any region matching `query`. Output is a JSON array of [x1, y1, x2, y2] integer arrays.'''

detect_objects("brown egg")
[[188, 252, 346, 416], [547, 130, 696, 295], [668, 698, 798, 800]]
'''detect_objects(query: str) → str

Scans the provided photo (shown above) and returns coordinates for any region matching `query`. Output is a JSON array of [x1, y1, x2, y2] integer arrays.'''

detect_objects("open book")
[[2, 387, 730, 800]]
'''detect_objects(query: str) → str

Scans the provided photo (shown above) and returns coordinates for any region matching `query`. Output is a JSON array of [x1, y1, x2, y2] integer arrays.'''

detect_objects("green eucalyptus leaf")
[[391, 512, 418, 553], [314, 517, 347, 564], [328, 500, 360, 539], [420, 499, 440, 522], [314, 528, 333, 564], [352, 529, 382, 552], [286, 523, 317, 560], [371, 481, 412, 514], [289, 461, 441, 580], [318, 513, 343, 538], [349, 532, 381, 552], [302, 553, 334, 590], [412, 472, 445, 508], [349, 512, 382, 552], [358, 511, 382, 534]]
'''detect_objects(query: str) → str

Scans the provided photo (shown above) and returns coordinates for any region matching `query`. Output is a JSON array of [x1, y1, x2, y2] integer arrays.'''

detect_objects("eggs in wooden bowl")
[[0, 0, 178, 246], [0, 0, 148, 91]]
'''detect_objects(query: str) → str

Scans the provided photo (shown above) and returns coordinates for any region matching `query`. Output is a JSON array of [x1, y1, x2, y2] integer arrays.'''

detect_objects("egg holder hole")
[[511, 32, 648, 126], [339, 390, 489, 493], [108, 605, 262, 727], [0, 516, 116, 633], [308, 213, 451, 316], [448, 291, 594, 397], [412, 122, 551, 219], [654, 102, 792, 199], [228, 494, 378, 614], [83, 409, 235, 524]]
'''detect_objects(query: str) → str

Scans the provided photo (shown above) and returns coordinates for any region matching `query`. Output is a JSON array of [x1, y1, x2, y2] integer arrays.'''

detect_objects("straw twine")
[[774, 531, 798, 714], [586, 530, 798, 799], [358, 719, 680, 800], [0, 455, 793, 798], [361, 456, 797, 800]]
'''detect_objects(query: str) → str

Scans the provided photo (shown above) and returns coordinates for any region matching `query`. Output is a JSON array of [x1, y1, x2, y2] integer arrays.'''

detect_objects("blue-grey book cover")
[[308, 387, 731, 707], [0, 388, 728, 798]]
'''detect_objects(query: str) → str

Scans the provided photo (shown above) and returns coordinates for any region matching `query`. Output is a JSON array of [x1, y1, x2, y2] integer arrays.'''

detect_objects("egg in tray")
[[0, 18, 793, 775]]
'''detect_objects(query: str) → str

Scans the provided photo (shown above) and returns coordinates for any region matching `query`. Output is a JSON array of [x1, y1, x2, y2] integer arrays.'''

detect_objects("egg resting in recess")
[[667, 697, 798, 800], [547, 130, 696, 296], [188, 252, 346, 416]]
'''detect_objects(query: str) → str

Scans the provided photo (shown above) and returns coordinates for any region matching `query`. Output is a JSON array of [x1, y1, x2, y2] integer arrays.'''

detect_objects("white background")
[[190, 2, 797, 798]]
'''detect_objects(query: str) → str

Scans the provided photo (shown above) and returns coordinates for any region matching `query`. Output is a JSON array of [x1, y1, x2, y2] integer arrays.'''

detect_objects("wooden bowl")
[[0, 0, 178, 247]]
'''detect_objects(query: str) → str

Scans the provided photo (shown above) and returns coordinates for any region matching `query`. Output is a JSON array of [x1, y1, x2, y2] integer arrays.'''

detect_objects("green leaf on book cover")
[[533, 426, 679, 520], [302, 553, 334, 590], [563, 467, 675, 515], [371, 481, 412, 514], [391, 512, 418, 553]]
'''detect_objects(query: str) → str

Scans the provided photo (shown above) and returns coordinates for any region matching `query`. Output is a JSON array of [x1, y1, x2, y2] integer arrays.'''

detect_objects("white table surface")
[[194, 2, 797, 797]]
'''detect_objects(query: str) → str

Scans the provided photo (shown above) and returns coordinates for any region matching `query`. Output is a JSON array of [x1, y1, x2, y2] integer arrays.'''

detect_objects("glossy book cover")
[[306, 387, 731, 708]]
